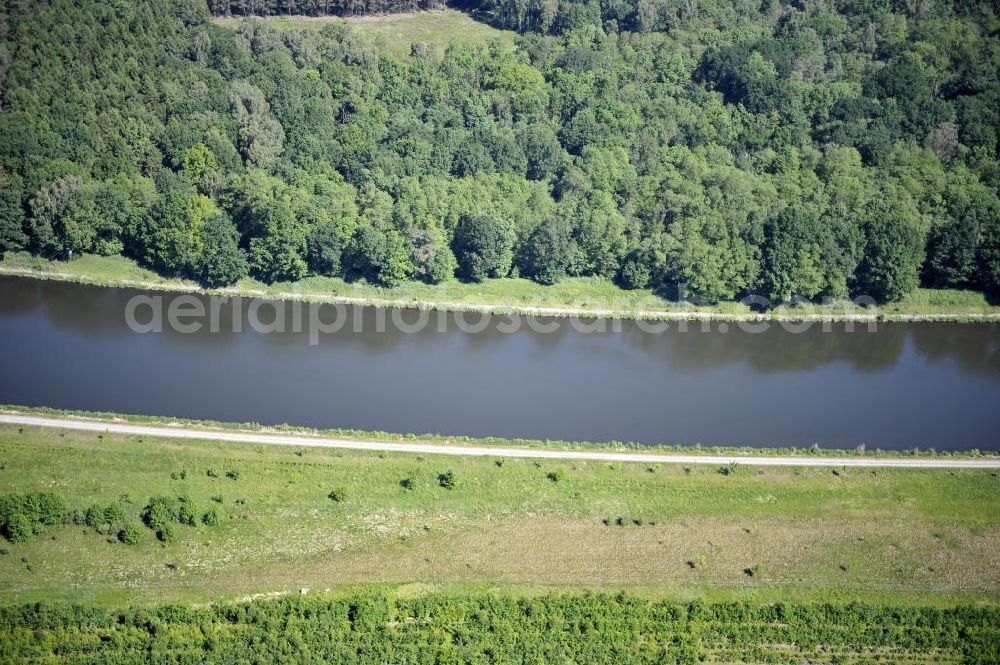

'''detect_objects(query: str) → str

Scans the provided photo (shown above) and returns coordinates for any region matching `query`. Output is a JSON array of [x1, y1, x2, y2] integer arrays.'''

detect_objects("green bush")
[[103, 503, 124, 524], [0, 492, 67, 542], [201, 509, 220, 527], [4, 514, 32, 543], [142, 497, 178, 531], [157, 523, 176, 543], [118, 521, 143, 545], [437, 471, 456, 490], [328, 489, 345, 503], [177, 502, 200, 527], [84, 505, 104, 528]]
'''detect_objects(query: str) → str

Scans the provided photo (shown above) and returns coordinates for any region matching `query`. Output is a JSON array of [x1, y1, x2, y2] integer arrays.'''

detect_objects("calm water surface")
[[1, 276, 998, 450]]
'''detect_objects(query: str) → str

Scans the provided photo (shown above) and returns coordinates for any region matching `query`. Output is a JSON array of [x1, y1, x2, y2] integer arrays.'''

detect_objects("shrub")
[[84, 505, 104, 528], [0, 492, 67, 542], [178, 502, 200, 527], [157, 523, 176, 543], [104, 503, 124, 524], [225, 470, 240, 480], [142, 497, 179, 532], [4, 513, 32, 543], [547, 470, 566, 482], [118, 521, 143, 545], [438, 471, 456, 490], [206, 469, 219, 478], [0, 492, 67, 526], [202, 508, 220, 527], [328, 489, 345, 503], [84, 503, 124, 532]]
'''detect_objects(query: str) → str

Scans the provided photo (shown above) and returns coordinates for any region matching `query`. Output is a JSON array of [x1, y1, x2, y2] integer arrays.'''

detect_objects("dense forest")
[[0, 0, 998, 303], [3, 593, 999, 662]]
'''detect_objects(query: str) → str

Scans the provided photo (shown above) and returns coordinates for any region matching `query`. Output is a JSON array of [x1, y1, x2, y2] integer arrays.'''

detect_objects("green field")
[[1, 423, 998, 610], [4, 252, 1000, 321], [212, 9, 516, 56]]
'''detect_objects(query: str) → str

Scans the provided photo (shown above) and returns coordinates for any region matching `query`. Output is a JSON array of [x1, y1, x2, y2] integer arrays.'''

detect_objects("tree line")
[[0, 0, 998, 304], [1, 593, 998, 662]]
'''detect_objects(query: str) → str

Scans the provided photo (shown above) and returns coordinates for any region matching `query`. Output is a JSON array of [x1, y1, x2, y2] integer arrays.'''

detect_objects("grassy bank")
[[1, 422, 998, 608], [4, 405, 997, 459], [3, 252, 1000, 322]]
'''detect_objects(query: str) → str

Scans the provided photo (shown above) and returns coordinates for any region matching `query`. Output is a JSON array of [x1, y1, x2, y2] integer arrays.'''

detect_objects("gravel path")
[[3, 414, 997, 468]]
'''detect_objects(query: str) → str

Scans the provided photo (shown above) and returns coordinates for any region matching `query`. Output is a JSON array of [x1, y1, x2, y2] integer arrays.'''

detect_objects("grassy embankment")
[[1, 422, 998, 609], [3, 252, 1000, 321], [5, 405, 996, 458]]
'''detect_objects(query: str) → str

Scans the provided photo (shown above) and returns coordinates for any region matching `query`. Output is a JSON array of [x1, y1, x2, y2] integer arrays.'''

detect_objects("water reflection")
[[909, 323, 1000, 375], [6, 278, 997, 376], [1, 276, 998, 450]]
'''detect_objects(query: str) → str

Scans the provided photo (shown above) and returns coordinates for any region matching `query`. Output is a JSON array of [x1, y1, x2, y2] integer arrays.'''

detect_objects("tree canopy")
[[1, 0, 998, 303]]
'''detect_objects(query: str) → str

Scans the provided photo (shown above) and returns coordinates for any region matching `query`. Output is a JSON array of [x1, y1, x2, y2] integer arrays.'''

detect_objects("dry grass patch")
[[251, 515, 1000, 594]]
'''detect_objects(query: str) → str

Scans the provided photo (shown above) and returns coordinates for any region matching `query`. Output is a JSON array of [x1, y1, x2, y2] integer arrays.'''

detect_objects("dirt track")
[[3, 413, 997, 468]]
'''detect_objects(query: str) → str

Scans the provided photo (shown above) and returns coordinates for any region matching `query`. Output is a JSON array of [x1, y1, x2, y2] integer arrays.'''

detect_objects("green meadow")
[[1, 423, 997, 608]]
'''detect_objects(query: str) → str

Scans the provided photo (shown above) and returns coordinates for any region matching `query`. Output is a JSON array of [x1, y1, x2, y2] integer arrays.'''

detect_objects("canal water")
[[1, 276, 998, 450]]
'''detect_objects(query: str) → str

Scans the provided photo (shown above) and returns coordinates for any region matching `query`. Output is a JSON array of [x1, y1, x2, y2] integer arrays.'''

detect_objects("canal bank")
[[2, 409, 998, 462], [3, 253, 1000, 323]]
